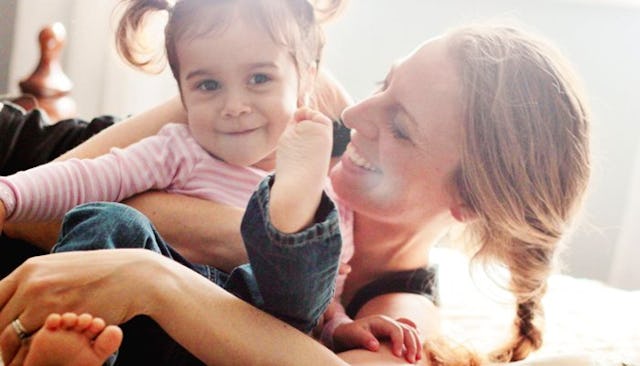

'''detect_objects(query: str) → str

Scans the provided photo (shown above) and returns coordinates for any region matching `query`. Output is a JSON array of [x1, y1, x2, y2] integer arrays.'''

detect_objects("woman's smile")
[[344, 144, 379, 172]]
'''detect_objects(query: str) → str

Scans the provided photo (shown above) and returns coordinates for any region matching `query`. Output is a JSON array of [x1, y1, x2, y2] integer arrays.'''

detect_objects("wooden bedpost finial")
[[18, 22, 77, 122]]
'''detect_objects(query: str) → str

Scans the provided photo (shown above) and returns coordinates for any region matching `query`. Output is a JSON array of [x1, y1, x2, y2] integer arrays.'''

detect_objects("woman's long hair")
[[426, 24, 591, 365]]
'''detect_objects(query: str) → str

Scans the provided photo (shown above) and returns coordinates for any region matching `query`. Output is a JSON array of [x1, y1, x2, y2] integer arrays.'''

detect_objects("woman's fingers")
[[0, 261, 47, 335], [0, 250, 149, 334], [0, 320, 21, 365], [6, 343, 29, 366], [0, 270, 19, 323]]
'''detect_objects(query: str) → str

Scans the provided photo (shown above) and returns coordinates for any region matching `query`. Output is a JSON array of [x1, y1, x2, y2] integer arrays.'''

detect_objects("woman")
[[0, 23, 590, 365]]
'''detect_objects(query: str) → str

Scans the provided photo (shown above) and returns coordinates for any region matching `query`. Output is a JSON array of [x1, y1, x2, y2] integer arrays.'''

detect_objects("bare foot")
[[23, 313, 122, 366], [269, 107, 333, 233]]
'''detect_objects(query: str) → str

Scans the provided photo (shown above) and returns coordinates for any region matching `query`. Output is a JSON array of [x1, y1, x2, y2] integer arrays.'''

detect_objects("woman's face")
[[330, 36, 464, 226]]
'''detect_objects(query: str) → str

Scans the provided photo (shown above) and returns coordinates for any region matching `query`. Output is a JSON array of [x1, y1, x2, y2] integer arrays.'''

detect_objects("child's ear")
[[450, 203, 477, 223]]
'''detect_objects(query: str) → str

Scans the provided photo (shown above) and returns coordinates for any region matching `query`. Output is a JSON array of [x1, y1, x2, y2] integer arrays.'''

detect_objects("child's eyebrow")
[[184, 69, 212, 81], [184, 62, 279, 81], [246, 61, 278, 69]]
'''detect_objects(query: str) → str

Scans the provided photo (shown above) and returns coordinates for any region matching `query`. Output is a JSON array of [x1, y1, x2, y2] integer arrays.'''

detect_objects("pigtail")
[[114, 0, 173, 73], [281, 0, 350, 119], [306, 0, 349, 24]]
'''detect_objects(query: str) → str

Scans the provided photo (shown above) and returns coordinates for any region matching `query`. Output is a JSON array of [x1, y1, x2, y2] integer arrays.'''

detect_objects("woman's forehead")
[[393, 37, 462, 117], [391, 36, 463, 153]]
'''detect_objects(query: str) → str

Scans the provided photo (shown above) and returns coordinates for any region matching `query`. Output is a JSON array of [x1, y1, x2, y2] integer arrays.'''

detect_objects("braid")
[[489, 246, 550, 362]]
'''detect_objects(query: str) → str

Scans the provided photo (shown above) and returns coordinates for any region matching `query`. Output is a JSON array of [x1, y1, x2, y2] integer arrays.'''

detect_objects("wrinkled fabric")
[[0, 102, 116, 175]]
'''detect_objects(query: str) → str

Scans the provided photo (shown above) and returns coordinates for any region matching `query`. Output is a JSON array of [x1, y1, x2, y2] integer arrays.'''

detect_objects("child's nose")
[[221, 91, 251, 118]]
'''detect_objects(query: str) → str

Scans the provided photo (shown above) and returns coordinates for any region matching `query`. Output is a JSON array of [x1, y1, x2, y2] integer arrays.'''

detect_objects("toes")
[[44, 313, 63, 331], [84, 317, 106, 340], [59, 313, 80, 330], [74, 313, 94, 332], [92, 325, 123, 360]]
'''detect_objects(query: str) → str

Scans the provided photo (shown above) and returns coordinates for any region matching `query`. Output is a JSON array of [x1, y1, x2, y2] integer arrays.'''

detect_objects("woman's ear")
[[450, 203, 477, 223]]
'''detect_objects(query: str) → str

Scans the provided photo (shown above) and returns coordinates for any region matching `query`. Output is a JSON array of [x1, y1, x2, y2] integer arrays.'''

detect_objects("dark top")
[[345, 266, 439, 318], [0, 101, 117, 176]]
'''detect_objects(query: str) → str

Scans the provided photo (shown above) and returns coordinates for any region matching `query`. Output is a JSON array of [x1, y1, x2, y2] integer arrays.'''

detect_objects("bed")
[[433, 248, 640, 365], [5, 23, 640, 366]]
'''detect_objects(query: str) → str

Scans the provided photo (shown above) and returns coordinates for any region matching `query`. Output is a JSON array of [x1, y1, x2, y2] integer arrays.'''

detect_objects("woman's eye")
[[197, 80, 220, 91], [387, 119, 410, 141], [249, 73, 271, 85]]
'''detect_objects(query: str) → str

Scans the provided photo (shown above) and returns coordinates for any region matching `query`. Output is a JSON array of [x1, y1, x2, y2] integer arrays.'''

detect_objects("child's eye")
[[197, 80, 220, 91], [249, 73, 271, 85]]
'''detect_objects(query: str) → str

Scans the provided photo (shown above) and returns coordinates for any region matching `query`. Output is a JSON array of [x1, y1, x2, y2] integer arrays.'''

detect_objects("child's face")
[[177, 15, 301, 171]]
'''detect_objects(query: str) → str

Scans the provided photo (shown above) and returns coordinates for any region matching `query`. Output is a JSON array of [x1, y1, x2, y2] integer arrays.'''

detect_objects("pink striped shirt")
[[0, 123, 268, 221]]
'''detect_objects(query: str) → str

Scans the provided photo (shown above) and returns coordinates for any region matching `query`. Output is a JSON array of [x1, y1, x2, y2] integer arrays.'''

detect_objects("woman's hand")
[[0, 249, 161, 361]]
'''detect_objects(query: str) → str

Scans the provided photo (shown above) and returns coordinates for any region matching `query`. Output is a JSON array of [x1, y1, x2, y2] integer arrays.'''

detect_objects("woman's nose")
[[341, 98, 378, 140], [221, 91, 251, 118]]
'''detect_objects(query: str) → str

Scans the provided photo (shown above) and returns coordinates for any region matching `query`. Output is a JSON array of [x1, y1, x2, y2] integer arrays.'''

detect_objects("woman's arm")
[[0, 250, 348, 366], [0, 252, 437, 365], [55, 96, 186, 161], [123, 191, 246, 271]]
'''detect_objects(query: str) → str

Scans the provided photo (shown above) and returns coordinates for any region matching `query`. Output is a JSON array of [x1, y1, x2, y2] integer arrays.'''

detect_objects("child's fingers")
[[371, 319, 405, 358], [338, 263, 352, 275], [401, 324, 421, 363], [396, 318, 422, 362], [396, 317, 417, 329], [343, 326, 380, 351], [368, 317, 421, 362]]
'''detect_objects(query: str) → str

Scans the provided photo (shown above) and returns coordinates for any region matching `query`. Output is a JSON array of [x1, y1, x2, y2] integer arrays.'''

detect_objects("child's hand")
[[269, 107, 333, 233], [333, 315, 422, 364]]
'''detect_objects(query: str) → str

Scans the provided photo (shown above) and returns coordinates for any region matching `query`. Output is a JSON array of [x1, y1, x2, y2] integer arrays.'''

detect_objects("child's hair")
[[114, 0, 348, 114], [428, 24, 591, 364]]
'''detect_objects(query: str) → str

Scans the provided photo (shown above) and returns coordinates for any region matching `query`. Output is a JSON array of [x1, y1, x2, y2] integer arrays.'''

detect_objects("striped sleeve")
[[0, 123, 194, 222]]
